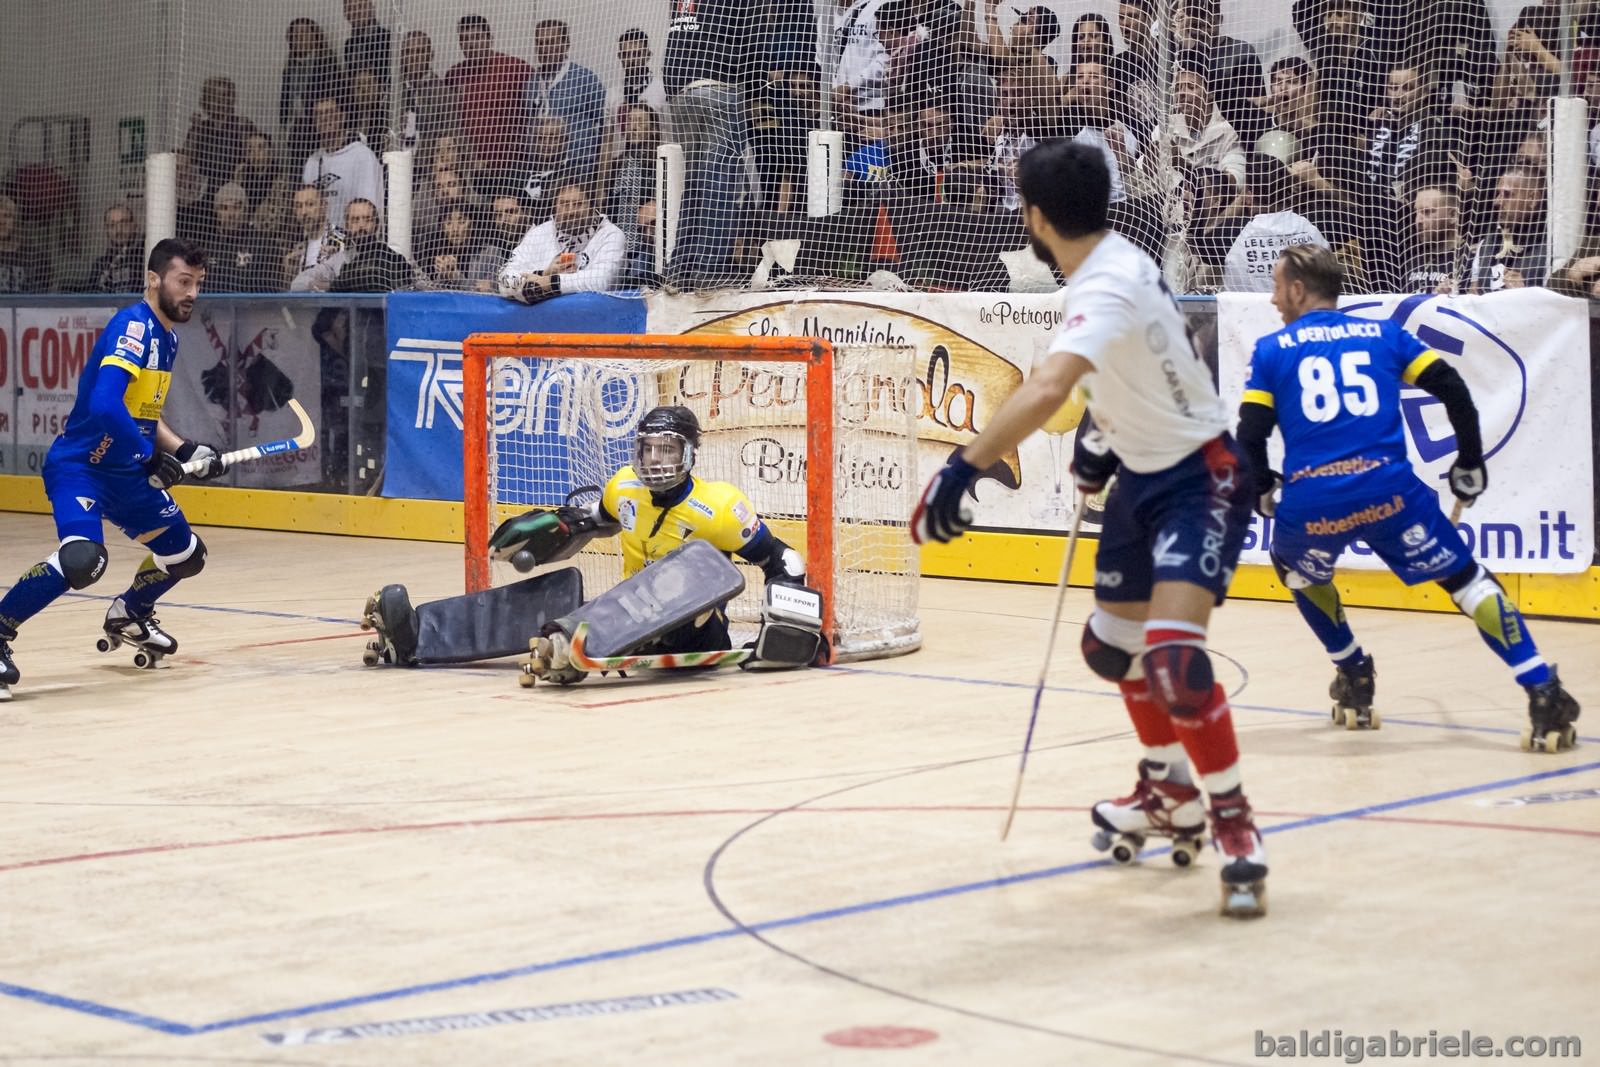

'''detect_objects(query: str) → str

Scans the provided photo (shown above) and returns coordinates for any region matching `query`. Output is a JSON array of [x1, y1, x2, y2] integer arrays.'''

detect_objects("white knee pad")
[[1089, 610, 1147, 681], [1449, 565, 1503, 616]]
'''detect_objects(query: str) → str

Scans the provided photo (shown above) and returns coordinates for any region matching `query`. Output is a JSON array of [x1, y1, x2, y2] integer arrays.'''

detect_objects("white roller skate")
[[1522, 666, 1580, 753], [0, 630, 18, 701], [1090, 760, 1207, 867], [1329, 655, 1378, 729], [1210, 797, 1268, 919], [97, 597, 177, 670]]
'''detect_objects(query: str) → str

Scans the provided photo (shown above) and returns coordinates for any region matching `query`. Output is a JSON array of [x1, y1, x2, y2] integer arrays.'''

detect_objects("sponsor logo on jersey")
[[1288, 456, 1389, 483], [617, 498, 637, 531], [160, 500, 180, 518], [1094, 569, 1123, 588], [1065, 313, 1086, 330], [1402, 523, 1429, 547], [125, 320, 145, 341], [76, 496, 97, 512], [1413, 545, 1458, 574], [687, 497, 715, 519], [1145, 322, 1169, 354], [1304, 495, 1406, 536], [88, 434, 113, 465], [116, 335, 146, 358], [732, 499, 753, 525]]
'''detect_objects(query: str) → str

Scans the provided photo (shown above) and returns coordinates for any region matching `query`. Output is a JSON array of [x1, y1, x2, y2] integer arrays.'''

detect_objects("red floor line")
[[247, 631, 367, 649], [0, 803, 1592, 876]]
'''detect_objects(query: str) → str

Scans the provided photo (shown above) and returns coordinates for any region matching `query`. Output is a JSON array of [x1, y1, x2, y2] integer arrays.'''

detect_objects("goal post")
[[460, 332, 921, 663]]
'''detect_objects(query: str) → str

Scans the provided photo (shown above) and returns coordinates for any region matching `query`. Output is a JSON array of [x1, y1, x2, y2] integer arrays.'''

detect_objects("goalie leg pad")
[[551, 540, 745, 659], [411, 568, 585, 664]]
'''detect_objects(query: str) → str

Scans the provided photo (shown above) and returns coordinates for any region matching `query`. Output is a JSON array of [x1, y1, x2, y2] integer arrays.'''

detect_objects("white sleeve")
[[563, 222, 626, 293], [1046, 287, 1136, 370], [360, 146, 386, 221], [496, 223, 558, 298]]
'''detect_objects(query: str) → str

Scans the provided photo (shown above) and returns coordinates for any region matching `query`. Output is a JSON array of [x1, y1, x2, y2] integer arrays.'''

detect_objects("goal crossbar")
[[461, 332, 838, 652]]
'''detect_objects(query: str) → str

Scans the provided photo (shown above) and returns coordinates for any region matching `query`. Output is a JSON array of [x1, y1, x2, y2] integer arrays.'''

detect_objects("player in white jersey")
[[912, 139, 1266, 917]]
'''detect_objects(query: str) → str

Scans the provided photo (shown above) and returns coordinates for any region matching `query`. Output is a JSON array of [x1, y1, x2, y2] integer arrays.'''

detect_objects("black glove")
[[1449, 458, 1487, 503], [1070, 427, 1120, 493], [1255, 468, 1283, 517], [912, 453, 979, 545], [143, 449, 186, 490], [175, 439, 226, 481]]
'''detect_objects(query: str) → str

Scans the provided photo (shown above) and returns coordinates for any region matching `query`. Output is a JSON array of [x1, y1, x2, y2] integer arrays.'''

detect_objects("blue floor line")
[[7, 759, 1596, 1038]]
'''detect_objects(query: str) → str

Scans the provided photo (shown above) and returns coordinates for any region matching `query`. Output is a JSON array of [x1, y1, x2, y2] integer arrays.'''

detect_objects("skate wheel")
[[518, 670, 536, 688], [95, 637, 113, 653], [1542, 730, 1565, 753], [1367, 707, 1381, 729], [1343, 707, 1361, 731], [1520, 725, 1535, 751], [1220, 881, 1267, 919], [1089, 830, 1112, 853], [362, 648, 380, 667], [1330, 705, 1344, 727], [132, 651, 154, 670], [1171, 839, 1199, 868], [1110, 836, 1142, 865], [1560, 726, 1577, 750]]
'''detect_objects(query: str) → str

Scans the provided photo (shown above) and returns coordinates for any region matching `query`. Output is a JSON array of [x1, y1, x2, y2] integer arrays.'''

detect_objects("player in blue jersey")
[[1235, 245, 1579, 751], [0, 239, 226, 697]]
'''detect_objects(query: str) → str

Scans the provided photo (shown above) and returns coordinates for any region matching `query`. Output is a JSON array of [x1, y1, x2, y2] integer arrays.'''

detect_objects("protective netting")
[[3, 1, 1592, 299], [477, 341, 921, 661]]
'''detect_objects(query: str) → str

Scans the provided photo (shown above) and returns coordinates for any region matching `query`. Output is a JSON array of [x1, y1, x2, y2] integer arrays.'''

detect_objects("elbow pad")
[[1414, 362, 1483, 465]]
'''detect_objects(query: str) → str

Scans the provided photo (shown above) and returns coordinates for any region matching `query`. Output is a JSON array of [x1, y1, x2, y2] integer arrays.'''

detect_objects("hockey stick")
[[183, 398, 315, 475], [1001, 491, 1090, 842]]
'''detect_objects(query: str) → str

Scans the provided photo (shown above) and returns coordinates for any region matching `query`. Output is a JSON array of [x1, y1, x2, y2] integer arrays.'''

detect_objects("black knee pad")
[[1142, 643, 1217, 719], [161, 535, 207, 580], [56, 540, 109, 590], [1436, 561, 1489, 596], [1081, 624, 1134, 682]]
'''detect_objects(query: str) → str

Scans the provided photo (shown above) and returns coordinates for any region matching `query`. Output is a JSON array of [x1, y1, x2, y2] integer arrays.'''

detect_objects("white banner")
[[1218, 289, 1594, 575], [648, 291, 1092, 532], [13, 306, 117, 475]]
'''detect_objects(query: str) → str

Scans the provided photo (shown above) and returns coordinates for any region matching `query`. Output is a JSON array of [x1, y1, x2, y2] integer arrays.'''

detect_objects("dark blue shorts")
[[1094, 436, 1252, 606], [42, 450, 191, 548], [1272, 471, 1470, 587]]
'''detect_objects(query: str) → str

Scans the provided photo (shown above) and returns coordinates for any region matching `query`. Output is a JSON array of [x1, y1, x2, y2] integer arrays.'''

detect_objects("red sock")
[[1120, 678, 1179, 746], [1172, 683, 1240, 778]]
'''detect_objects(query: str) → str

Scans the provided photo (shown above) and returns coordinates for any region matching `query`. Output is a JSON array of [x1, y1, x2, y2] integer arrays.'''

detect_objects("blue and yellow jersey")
[[1244, 309, 1441, 497], [53, 301, 178, 471], [601, 466, 764, 578]]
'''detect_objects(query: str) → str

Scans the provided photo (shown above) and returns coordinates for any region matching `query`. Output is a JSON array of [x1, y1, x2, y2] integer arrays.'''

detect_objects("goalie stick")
[[182, 398, 315, 475], [519, 622, 756, 687]]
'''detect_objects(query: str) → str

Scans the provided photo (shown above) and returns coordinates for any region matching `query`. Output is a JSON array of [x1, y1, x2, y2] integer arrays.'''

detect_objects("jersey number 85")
[[1299, 351, 1379, 422]]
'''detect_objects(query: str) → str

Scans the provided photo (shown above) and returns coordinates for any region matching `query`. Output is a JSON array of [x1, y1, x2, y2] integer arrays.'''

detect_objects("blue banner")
[[384, 291, 646, 500]]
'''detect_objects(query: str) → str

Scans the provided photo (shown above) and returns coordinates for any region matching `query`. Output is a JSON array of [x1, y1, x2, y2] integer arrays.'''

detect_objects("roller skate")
[[1329, 655, 1378, 729], [97, 598, 176, 669], [0, 628, 18, 701], [1210, 796, 1268, 919], [519, 628, 586, 688], [359, 584, 419, 667], [1521, 666, 1580, 753], [1089, 760, 1206, 867]]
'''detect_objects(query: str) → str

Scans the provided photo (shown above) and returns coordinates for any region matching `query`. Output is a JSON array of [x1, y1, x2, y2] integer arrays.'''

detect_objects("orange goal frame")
[[461, 332, 837, 646]]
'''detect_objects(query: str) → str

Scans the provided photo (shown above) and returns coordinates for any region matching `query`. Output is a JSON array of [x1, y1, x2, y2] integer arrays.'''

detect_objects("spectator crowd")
[[7, 0, 1600, 300]]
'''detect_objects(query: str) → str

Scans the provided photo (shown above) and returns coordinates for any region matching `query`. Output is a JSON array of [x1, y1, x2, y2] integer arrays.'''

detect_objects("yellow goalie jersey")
[[601, 465, 766, 578]]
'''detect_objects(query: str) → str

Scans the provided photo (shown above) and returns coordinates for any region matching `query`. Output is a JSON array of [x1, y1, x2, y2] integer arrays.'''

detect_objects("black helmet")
[[634, 405, 700, 491]]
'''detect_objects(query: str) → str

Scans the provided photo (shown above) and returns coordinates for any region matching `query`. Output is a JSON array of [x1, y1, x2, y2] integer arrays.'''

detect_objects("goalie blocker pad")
[[749, 583, 825, 669], [549, 539, 745, 659], [375, 568, 584, 665], [490, 503, 620, 572]]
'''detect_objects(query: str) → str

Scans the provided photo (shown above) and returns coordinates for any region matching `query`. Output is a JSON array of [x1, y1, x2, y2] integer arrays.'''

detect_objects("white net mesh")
[[480, 341, 920, 661], [7, 1, 1583, 299]]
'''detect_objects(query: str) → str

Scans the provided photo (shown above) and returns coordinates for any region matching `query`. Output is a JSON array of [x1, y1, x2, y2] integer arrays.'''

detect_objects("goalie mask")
[[634, 405, 701, 492]]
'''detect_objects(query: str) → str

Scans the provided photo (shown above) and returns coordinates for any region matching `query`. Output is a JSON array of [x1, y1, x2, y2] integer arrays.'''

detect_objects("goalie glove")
[[746, 583, 825, 670], [490, 502, 618, 572], [1069, 426, 1119, 494]]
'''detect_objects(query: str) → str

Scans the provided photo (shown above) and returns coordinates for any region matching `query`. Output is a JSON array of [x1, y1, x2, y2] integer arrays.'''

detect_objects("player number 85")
[[1298, 351, 1379, 422]]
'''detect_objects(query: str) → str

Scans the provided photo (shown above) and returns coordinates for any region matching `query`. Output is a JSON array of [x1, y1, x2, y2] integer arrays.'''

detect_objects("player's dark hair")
[[1270, 55, 1312, 81], [1277, 244, 1344, 301], [1017, 139, 1109, 239], [148, 238, 207, 276], [535, 18, 570, 40], [619, 27, 649, 47], [458, 14, 490, 35]]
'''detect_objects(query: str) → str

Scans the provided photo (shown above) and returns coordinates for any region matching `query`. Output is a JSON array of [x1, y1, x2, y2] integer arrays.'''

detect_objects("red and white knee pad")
[[1142, 620, 1225, 720]]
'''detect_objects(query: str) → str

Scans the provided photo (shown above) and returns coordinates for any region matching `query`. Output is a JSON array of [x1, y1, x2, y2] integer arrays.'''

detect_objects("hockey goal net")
[[461, 333, 921, 662]]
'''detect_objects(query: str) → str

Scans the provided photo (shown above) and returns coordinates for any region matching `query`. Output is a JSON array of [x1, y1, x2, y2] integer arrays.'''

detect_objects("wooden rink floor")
[[0, 515, 1596, 1066]]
